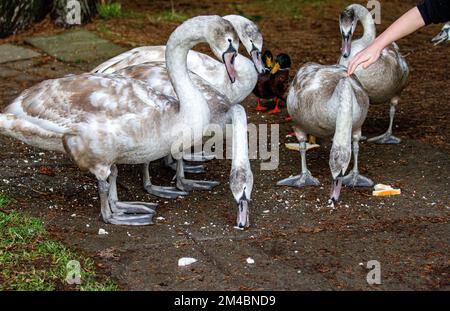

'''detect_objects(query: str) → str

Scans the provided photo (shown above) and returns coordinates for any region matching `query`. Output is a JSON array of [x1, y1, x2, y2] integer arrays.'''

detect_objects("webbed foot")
[[177, 177, 220, 191], [368, 133, 401, 144], [144, 183, 188, 199], [183, 151, 216, 162], [342, 171, 374, 187], [277, 171, 320, 187], [106, 201, 156, 225], [166, 160, 206, 174]]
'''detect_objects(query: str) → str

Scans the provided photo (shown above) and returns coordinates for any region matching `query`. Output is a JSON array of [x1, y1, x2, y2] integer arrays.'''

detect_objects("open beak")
[[270, 62, 280, 74], [250, 48, 265, 74], [222, 43, 237, 83], [329, 177, 343, 204], [341, 35, 351, 58], [431, 30, 448, 46], [236, 199, 249, 229]]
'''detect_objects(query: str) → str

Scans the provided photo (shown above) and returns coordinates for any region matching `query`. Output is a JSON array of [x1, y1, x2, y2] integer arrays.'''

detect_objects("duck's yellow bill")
[[271, 63, 280, 74]]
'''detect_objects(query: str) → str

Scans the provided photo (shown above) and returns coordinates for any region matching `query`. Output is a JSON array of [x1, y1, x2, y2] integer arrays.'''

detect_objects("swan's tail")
[[329, 77, 354, 180], [0, 113, 65, 152]]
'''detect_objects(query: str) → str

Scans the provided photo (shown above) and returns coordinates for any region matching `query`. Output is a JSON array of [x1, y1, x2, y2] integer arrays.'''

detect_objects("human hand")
[[347, 43, 382, 76]]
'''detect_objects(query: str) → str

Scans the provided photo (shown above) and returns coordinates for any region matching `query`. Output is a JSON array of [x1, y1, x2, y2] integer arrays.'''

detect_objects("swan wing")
[[91, 46, 167, 74], [4, 73, 168, 134]]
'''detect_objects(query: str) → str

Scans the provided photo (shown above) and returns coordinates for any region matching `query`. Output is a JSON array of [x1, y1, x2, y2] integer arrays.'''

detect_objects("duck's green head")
[[262, 50, 274, 70], [271, 53, 291, 74]]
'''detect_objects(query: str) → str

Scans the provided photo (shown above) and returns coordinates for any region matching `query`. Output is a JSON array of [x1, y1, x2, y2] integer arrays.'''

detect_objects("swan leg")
[[99, 177, 155, 226], [163, 155, 205, 174], [368, 97, 401, 144], [277, 134, 320, 187], [108, 165, 157, 214], [342, 135, 374, 187], [176, 159, 219, 191], [142, 162, 188, 199]]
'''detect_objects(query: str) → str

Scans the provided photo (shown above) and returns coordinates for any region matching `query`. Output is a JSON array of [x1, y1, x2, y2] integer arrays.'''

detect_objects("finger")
[[362, 56, 375, 69], [348, 56, 361, 75]]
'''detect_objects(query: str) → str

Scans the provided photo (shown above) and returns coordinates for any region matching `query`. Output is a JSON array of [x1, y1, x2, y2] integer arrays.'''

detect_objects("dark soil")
[[0, 0, 448, 290]]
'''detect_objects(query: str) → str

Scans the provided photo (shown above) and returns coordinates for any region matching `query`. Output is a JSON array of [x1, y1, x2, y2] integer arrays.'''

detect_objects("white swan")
[[338, 4, 409, 144], [0, 16, 240, 226], [110, 52, 255, 227], [278, 63, 373, 203], [92, 15, 265, 104], [431, 22, 450, 45]]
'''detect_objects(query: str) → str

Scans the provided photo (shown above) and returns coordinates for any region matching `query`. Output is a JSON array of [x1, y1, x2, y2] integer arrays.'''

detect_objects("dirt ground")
[[0, 0, 448, 290]]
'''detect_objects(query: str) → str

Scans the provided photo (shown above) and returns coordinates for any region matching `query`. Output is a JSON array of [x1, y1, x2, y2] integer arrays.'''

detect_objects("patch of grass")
[[97, 1, 122, 19], [121, 9, 146, 19], [249, 0, 327, 20], [231, 3, 263, 23], [149, 10, 190, 23], [0, 195, 117, 291]]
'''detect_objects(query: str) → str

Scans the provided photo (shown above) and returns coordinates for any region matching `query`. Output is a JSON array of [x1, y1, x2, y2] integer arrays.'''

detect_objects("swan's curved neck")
[[330, 78, 354, 178], [229, 56, 257, 103], [166, 20, 210, 127], [352, 5, 376, 46], [230, 105, 249, 168]]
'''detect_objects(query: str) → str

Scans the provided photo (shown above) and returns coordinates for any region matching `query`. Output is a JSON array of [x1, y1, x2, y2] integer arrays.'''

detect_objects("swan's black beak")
[[341, 34, 351, 58], [223, 42, 237, 83], [250, 44, 265, 74], [329, 177, 343, 204], [431, 30, 448, 46], [236, 198, 250, 229]]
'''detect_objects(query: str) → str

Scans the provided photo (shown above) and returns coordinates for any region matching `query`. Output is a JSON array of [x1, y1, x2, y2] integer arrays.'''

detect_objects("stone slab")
[[0, 44, 41, 64], [25, 30, 126, 63]]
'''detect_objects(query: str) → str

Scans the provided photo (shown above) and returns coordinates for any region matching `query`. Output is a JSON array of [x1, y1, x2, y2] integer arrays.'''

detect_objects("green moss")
[[97, 2, 122, 19], [0, 195, 118, 291]]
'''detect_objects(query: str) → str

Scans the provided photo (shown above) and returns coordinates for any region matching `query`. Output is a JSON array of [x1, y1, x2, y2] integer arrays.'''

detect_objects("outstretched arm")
[[347, 7, 425, 75]]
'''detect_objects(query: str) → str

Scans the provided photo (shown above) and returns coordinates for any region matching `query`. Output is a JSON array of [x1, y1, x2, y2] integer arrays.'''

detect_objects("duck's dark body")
[[252, 69, 289, 101]]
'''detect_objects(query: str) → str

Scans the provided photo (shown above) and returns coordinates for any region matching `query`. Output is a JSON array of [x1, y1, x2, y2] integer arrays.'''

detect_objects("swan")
[[277, 63, 373, 203], [115, 62, 255, 227], [0, 16, 240, 226], [92, 15, 265, 104], [431, 22, 450, 45], [338, 4, 409, 145], [92, 15, 263, 199]]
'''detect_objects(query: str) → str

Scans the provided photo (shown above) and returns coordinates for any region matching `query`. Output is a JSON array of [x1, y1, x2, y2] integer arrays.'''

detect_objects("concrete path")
[[25, 30, 126, 63], [0, 44, 40, 64]]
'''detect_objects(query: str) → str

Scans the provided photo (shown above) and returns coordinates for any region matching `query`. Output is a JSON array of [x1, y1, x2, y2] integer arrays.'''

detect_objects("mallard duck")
[[253, 52, 291, 114]]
